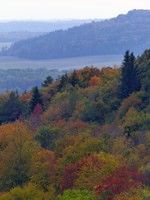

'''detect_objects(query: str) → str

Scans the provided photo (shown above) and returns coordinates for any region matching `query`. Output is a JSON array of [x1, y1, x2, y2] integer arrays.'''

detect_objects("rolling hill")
[[0, 20, 93, 49], [3, 9, 150, 59]]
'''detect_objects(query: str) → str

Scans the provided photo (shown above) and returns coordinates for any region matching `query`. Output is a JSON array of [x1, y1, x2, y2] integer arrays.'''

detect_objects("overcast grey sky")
[[0, 0, 150, 20]]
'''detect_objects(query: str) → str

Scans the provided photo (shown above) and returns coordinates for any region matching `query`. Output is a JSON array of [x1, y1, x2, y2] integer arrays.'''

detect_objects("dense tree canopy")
[[0, 50, 150, 199]]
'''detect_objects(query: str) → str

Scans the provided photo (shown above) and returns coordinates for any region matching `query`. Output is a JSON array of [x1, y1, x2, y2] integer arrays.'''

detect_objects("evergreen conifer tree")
[[0, 91, 23, 123], [42, 76, 53, 87], [119, 51, 141, 99], [30, 87, 43, 112], [69, 70, 80, 87], [58, 73, 69, 91]]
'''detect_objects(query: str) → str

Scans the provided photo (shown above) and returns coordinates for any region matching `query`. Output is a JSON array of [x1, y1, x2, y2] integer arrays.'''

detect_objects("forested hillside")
[[0, 20, 92, 50], [0, 50, 150, 199], [3, 9, 150, 59], [0, 68, 63, 92]]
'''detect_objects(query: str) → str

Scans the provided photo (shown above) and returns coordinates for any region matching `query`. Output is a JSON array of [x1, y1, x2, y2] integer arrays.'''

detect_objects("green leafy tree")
[[0, 184, 52, 200], [0, 122, 38, 191], [31, 150, 56, 191], [57, 189, 96, 200], [35, 125, 62, 150]]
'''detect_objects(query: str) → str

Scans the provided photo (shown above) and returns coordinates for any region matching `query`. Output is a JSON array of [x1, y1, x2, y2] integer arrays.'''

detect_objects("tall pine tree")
[[30, 86, 43, 112], [0, 91, 23, 123], [69, 70, 80, 87], [42, 76, 53, 87], [57, 73, 69, 91], [119, 51, 141, 99]]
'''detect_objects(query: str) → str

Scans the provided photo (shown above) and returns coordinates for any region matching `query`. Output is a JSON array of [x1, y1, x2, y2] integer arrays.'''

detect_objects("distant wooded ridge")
[[0, 20, 97, 45], [2, 9, 150, 60]]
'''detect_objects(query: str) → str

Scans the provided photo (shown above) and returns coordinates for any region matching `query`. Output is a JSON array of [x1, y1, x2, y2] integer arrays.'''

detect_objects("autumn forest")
[[0, 50, 150, 200]]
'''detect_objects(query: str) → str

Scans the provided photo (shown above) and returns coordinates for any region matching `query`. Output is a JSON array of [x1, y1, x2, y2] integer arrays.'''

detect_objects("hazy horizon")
[[0, 19, 101, 23], [0, 0, 150, 21]]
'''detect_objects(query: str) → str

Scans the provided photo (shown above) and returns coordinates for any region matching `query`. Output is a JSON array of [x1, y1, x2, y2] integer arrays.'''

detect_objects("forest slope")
[[0, 50, 150, 199], [3, 9, 150, 59]]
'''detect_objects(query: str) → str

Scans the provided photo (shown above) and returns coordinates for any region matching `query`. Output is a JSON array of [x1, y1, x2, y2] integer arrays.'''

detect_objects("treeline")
[[0, 50, 150, 199], [0, 68, 63, 92]]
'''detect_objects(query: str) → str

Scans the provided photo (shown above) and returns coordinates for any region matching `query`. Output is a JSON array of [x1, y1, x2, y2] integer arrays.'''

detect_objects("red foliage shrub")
[[29, 104, 43, 131], [33, 103, 43, 116], [60, 162, 81, 191], [95, 166, 142, 200], [60, 155, 104, 191]]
